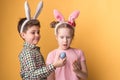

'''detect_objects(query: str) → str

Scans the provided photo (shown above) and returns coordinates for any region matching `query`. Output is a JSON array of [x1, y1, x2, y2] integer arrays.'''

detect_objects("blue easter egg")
[[60, 52, 66, 59]]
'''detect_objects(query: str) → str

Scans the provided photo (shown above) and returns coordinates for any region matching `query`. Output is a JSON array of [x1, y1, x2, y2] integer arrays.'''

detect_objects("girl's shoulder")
[[48, 49, 58, 56], [48, 49, 58, 54], [70, 47, 83, 54], [71, 48, 86, 61]]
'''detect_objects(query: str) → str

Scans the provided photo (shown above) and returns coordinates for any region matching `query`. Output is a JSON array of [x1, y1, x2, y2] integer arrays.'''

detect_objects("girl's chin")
[[61, 46, 70, 50]]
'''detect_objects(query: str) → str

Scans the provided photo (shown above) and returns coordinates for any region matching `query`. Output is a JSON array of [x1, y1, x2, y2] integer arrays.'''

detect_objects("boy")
[[17, 1, 66, 80]]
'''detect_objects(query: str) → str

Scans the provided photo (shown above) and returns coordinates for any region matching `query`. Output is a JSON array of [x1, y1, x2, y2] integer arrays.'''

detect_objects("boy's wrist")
[[53, 65, 56, 69], [52, 63, 57, 69]]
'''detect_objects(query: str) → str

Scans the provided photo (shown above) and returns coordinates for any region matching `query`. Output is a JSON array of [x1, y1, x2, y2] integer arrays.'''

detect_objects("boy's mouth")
[[35, 37, 40, 40]]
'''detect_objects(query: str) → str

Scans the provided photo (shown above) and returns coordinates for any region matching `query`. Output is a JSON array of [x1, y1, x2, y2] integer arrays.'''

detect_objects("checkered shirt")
[[19, 42, 55, 80]]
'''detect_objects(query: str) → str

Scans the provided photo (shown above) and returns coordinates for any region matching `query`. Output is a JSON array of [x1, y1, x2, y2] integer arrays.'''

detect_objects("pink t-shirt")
[[46, 48, 86, 80]]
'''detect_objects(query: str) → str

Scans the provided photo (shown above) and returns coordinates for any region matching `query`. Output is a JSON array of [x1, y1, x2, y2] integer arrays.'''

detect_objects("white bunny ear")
[[33, 0, 43, 19], [24, 0, 31, 20], [53, 9, 65, 22], [68, 10, 80, 23]]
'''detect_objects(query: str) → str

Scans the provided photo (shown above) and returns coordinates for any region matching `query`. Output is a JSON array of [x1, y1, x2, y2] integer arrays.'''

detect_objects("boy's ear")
[[20, 32, 25, 39]]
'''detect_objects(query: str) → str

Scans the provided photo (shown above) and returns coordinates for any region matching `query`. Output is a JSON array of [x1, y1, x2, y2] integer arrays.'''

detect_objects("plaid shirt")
[[19, 42, 55, 80]]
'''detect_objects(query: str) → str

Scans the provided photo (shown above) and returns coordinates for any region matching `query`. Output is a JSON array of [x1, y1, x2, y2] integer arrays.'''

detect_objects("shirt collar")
[[23, 42, 40, 49]]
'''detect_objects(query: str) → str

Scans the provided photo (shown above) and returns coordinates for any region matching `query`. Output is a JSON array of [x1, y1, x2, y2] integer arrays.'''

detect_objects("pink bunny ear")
[[68, 10, 80, 23], [53, 9, 65, 22]]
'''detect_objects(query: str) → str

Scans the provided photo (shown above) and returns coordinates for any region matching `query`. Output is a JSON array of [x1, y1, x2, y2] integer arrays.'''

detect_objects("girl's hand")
[[72, 60, 88, 80], [72, 60, 81, 73]]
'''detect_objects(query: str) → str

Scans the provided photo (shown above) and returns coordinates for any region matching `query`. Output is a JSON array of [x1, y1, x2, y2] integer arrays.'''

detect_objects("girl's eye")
[[60, 36, 64, 39], [67, 36, 71, 39]]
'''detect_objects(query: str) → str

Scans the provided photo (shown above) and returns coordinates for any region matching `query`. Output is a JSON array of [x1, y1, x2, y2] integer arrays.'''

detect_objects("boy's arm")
[[47, 71, 55, 80], [23, 51, 55, 79], [46, 52, 56, 80]]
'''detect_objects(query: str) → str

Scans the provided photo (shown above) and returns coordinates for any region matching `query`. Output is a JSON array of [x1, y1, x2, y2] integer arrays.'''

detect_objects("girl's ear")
[[55, 35, 58, 40]]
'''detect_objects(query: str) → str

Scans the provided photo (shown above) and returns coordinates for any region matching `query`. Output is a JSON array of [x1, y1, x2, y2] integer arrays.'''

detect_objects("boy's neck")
[[24, 41, 36, 46]]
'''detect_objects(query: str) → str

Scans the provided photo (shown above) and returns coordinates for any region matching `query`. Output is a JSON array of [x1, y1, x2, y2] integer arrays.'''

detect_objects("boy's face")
[[21, 26, 40, 45], [56, 28, 73, 50]]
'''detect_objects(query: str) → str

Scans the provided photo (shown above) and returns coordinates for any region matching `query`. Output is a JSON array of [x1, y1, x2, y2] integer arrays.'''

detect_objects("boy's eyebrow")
[[31, 30, 40, 31]]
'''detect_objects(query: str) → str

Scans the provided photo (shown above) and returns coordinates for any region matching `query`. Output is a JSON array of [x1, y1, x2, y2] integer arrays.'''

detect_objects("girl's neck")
[[58, 47, 71, 50]]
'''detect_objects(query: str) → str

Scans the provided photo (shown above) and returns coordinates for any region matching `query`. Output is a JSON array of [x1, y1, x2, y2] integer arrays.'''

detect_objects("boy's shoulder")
[[18, 47, 32, 57]]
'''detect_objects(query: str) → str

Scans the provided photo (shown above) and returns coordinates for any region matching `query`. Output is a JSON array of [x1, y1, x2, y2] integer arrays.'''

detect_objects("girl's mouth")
[[63, 44, 67, 46]]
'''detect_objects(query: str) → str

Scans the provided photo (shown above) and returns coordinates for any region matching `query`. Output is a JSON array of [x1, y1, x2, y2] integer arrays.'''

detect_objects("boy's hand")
[[53, 57, 66, 68]]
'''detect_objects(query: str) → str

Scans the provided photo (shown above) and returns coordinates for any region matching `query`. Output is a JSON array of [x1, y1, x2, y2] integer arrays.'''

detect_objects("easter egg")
[[60, 52, 66, 59]]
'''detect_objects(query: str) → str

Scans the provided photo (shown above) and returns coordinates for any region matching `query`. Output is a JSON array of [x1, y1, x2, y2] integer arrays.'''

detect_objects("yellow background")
[[0, 0, 120, 80]]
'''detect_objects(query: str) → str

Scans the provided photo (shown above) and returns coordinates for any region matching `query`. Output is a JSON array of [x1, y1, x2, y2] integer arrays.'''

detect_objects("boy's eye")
[[31, 32, 35, 34], [37, 31, 40, 34], [31, 31, 40, 34]]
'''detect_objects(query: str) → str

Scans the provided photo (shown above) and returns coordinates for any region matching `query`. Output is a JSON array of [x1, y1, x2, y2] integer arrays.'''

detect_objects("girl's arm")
[[72, 60, 88, 80]]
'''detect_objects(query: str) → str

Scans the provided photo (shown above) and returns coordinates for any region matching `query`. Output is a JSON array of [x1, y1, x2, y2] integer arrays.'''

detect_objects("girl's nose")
[[63, 38, 67, 42]]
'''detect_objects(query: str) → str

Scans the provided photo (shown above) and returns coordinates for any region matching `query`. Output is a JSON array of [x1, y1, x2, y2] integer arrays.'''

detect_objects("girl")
[[46, 9, 88, 80], [18, 1, 66, 80]]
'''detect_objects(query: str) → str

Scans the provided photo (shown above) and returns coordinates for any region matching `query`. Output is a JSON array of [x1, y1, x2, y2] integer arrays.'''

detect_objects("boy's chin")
[[33, 41, 39, 45]]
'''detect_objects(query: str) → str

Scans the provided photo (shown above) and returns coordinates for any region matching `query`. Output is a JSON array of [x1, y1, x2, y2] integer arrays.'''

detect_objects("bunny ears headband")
[[53, 9, 80, 35], [20, 0, 43, 33]]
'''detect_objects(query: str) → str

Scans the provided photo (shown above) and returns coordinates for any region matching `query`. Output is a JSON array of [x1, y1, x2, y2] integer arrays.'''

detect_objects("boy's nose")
[[36, 33, 40, 37]]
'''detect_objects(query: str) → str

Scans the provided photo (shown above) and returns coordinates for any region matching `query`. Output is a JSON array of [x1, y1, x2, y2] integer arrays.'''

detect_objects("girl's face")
[[56, 28, 73, 50], [21, 26, 40, 45]]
